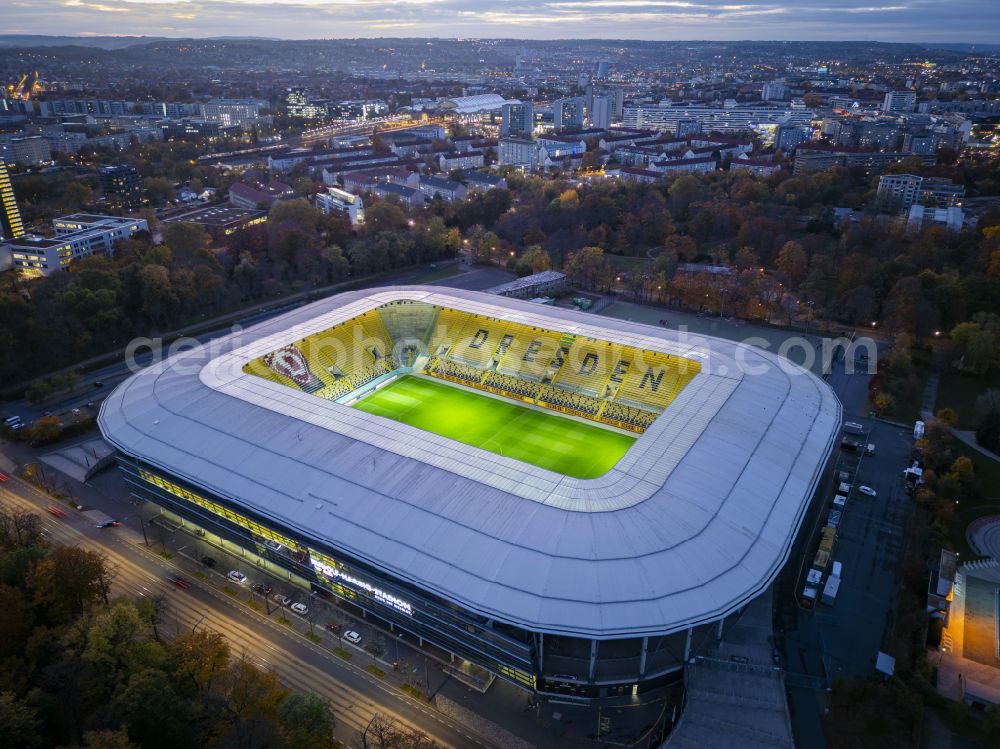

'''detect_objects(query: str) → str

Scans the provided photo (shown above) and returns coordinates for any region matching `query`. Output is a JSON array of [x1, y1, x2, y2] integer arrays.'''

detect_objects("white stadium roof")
[[438, 94, 511, 114], [99, 287, 841, 639]]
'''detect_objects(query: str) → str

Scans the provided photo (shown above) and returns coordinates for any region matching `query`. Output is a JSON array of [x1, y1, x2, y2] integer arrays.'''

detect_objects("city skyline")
[[4, 0, 999, 43]]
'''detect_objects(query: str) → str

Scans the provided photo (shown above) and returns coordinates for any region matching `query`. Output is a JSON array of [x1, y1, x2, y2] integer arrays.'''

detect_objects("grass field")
[[352, 376, 635, 478]]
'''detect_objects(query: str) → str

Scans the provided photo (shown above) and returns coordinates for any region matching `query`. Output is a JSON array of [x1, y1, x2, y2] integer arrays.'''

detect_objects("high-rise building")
[[881, 90, 917, 115], [553, 97, 585, 131], [589, 94, 613, 130], [762, 82, 790, 101], [498, 138, 538, 170], [595, 60, 611, 79], [0, 160, 25, 240], [99, 164, 143, 210], [501, 101, 534, 137]]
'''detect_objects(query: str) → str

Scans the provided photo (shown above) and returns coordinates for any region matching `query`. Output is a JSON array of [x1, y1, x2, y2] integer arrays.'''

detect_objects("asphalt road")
[[0, 477, 490, 749], [779, 345, 917, 748]]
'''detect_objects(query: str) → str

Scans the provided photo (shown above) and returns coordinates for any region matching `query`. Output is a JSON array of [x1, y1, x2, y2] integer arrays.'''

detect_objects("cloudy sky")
[[4, 0, 998, 42]]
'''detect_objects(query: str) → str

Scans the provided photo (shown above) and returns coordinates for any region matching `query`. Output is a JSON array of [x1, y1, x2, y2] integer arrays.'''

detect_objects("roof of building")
[[162, 205, 266, 227], [438, 94, 509, 114], [98, 287, 840, 638]]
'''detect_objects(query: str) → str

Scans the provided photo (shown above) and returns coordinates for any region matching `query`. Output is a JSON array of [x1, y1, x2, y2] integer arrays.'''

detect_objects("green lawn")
[[936, 371, 1000, 430], [352, 376, 635, 478]]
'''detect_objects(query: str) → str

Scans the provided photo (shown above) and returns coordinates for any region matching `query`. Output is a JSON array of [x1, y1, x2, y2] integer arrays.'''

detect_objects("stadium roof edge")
[[99, 286, 842, 639]]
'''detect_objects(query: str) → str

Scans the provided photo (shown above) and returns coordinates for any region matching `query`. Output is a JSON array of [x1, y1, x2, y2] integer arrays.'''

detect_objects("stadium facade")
[[99, 287, 841, 702]]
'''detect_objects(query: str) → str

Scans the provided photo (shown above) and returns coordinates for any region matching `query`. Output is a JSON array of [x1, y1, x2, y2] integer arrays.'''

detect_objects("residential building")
[[881, 90, 917, 115], [623, 105, 814, 134], [2, 213, 148, 277], [730, 154, 781, 176], [417, 176, 467, 202], [0, 136, 51, 165], [876, 173, 965, 210], [463, 171, 507, 191], [648, 156, 717, 175], [499, 138, 538, 170], [618, 167, 665, 184], [438, 151, 485, 172], [793, 145, 935, 175], [553, 97, 585, 130], [501, 101, 534, 137], [372, 182, 424, 208], [99, 164, 143, 210], [38, 99, 130, 117], [536, 134, 587, 159], [316, 187, 364, 227], [590, 94, 613, 130], [0, 160, 25, 240]]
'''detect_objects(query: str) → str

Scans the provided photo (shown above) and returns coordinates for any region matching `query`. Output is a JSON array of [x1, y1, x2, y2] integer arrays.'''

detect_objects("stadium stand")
[[246, 302, 701, 433], [553, 337, 624, 397], [615, 351, 697, 410]]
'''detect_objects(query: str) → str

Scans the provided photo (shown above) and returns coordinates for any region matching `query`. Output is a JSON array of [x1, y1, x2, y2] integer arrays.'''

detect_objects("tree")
[[218, 657, 289, 749], [27, 546, 113, 624], [143, 177, 175, 206], [278, 693, 336, 749], [167, 630, 230, 698], [24, 415, 62, 446], [163, 222, 211, 262], [364, 200, 408, 236], [517, 245, 551, 275], [950, 313, 1000, 374], [0, 691, 42, 749], [112, 668, 194, 749], [775, 241, 807, 285], [564, 246, 612, 290], [139, 265, 179, 326], [82, 730, 140, 749]]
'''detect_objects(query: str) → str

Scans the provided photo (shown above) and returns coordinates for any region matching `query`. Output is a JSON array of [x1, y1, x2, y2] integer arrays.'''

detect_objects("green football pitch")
[[352, 375, 635, 479]]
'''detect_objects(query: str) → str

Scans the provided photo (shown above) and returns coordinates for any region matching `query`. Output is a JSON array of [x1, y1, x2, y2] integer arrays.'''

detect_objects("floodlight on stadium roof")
[[99, 286, 841, 639]]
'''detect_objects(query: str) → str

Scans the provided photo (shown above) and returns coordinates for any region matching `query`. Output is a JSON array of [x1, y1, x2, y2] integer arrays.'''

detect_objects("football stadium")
[[99, 286, 841, 702]]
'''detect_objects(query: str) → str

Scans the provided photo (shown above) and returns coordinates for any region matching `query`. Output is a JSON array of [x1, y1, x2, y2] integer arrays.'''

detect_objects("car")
[[171, 576, 191, 589], [95, 519, 120, 528], [272, 594, 292, 607], [227, 570, 248, 584], [0, 472, 9, 483], [324, 622, 342, 634], [343, 630, 362, 644], [71, 408, 81, 415], [201, 556, 217, 568], [93, 381, 104, 389], [290, 602, 309, 616], [251, 583, 273, 596], [262, 539, 283, 552], [45, 505, 66, 517], [858, 485, 877, 497]]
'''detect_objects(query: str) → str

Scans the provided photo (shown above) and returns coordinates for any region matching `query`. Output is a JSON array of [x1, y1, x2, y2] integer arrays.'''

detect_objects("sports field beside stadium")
[[352, 375, 636, 478]]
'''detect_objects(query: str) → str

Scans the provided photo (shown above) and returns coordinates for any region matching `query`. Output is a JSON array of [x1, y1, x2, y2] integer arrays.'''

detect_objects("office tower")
[[501, 101, 534, 137], [595, 60, 610, 79], [99, 164, 143, 210], [553, 97, 585, 131], [881, 90, 917, 115], [590, 94, 613, 130], [0, 160, 25, 240]]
